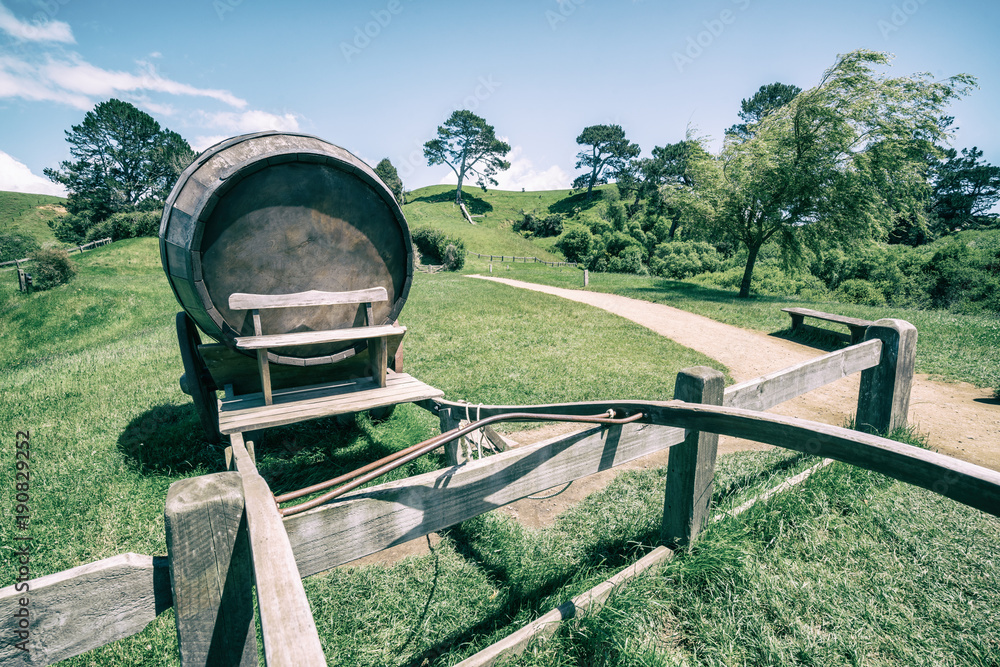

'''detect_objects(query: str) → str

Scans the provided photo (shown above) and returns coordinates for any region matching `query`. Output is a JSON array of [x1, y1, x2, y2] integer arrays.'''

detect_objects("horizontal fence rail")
[[466, 251, 578, 268], [0, 237, 112, 269]]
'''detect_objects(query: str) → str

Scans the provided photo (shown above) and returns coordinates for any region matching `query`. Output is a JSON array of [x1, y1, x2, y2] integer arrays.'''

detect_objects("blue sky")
[[0, 0, 997, 197]]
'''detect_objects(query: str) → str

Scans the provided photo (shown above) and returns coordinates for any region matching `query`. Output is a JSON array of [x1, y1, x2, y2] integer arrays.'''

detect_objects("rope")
[[527, 481, 573, 500]]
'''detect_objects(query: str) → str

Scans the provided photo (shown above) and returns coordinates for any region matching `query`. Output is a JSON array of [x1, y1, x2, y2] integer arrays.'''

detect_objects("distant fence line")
[[467, 251, 578, 268], [0, 237, 112, 269]]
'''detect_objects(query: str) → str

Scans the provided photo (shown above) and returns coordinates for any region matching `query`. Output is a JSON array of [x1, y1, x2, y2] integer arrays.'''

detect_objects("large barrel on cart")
[[160, 132, 423, 440]]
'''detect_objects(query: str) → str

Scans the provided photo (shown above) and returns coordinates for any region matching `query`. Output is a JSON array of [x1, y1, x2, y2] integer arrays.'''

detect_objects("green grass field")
[[402, 184, 608, 260], [1, 234, 998, 665], [0, 190, 65, 246]]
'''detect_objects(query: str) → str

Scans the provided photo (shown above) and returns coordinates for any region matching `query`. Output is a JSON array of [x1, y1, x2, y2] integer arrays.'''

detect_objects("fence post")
[[855, 318, 917, 434], [662, 366, 725, 547], [440, 407, 465, 466], [165, 472, 257, 666], [583, 269, 589, 287]]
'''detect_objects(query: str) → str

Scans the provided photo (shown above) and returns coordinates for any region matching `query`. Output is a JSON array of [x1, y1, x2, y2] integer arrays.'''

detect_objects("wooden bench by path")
[[782, 307, 874, 345]]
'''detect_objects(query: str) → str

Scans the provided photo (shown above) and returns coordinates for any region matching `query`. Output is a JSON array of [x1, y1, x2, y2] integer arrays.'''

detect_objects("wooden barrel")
[[159, 132, 413, 364]]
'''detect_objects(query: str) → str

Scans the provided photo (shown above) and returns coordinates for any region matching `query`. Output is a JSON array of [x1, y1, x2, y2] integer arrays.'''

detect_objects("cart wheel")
[[176, 312, 220, 442]]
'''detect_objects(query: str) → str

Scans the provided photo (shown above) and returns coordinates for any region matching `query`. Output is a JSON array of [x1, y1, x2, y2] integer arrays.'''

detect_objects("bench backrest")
[[229, 287, 388, 311]]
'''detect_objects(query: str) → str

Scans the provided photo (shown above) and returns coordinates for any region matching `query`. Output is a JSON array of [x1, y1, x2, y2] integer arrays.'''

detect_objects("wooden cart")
[[161, 132, 442, 444]]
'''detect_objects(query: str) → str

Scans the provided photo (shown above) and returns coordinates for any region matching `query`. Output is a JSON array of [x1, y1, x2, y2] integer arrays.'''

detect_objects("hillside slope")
[[402, 184, 607, 260], [0, 190, 66, 245]]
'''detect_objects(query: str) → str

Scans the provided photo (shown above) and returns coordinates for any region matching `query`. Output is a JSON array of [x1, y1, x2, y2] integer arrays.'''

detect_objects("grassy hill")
[[0, 190, 66, 246], [402, 184, 607, 260]]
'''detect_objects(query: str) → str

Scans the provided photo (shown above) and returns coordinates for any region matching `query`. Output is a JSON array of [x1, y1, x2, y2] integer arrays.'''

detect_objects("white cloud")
[[436, 145, 569, 192], [0, 53, 246, 111], [40, 57, 247, 108], [191, 110, 301, 150], [0, 150, 67, 196], [198, 109, 300, 133], [0, 2, 73, 43]]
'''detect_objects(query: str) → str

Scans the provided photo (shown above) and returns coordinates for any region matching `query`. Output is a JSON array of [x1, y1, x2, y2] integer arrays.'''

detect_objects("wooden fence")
[[0, 237, 112, 271], [466, 251, 578, 268], [3, 318, 999, 665]]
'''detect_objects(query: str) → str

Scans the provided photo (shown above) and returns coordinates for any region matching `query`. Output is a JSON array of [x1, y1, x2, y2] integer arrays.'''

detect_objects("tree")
[[725, 82, 801, 141], [423, 110, 511, 206], [714, 50, 974, 298], [930, 147, 1000, 233], [45, 99, 195, 242], [572, 124, 640, 200], [374, 158, 404, 204], [642, 135, 721, 241]]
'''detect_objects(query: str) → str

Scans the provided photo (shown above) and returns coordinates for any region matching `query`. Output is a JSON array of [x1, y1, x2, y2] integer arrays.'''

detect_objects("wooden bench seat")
[[229, 287, 399, 406], [782, 307, 874, 345], [217, 371, 443, 435]]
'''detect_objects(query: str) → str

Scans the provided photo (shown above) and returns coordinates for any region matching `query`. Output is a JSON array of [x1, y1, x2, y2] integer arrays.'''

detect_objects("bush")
[[515, 212, 563, 238], [649, 241, 721, 279], [834, 278, 887, 306], [443, 243, 465, 271], [693, 263, 827, 297], [411, 227, 466, 271], [86, 210, 160, 241], [556, 226, 594, 263], [0, 232, 40, 263], [30, 247, 76, 290]]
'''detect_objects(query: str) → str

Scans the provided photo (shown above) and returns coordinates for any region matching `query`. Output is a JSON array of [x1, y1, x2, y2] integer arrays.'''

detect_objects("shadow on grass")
[[546, 190, 603, 216], [409, 189, 494, 215], [117, 403, 227, 475]]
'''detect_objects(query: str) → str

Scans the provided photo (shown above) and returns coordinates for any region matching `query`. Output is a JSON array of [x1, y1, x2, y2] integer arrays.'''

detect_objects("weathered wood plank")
[[781, 307, 873, 328], [164, 472, 257, 666], [231, 437, 326, 666], [0, 553, 172, 666], [229, 287, 388, 310], [369, 336, 387, 388], [856, 319, 917, 434], [285, 422, 686, 577], [651, 402, 1000, 518], [663, 367, 725, 546], [218, 373, 443, 434], [723, 339, 882, 411], [234, 324, 404, 350]]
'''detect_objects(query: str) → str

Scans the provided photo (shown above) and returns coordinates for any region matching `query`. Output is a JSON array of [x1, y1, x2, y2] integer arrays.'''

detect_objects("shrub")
[[0, 232, 40, 263], [30, 247, 76, 290], [556, 226, 593, 263], [649, 241, 721, 279], [515, 212, 564, 238], [442, 243, 465, 271], [693, 264, 827, 297], [834, 278, 887, 306], [86, 210, 161, 241], [411, 227, 466, 271]]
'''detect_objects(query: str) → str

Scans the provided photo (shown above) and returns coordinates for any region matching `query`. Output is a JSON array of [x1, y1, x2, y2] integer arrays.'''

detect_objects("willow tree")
[[715, 50, 975, 298]]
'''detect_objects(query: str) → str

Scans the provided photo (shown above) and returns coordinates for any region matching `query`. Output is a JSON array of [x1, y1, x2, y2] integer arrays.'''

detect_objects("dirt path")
[[346, 275, 998, 566], [473, 276, 999, 470]]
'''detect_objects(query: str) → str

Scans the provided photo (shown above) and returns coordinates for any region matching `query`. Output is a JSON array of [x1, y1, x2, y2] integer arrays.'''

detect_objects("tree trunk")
[[668, 217, 680, 241], [739, 242, 761, 298], [586, 169, 598, 200], [455, 154, 467, 205]]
